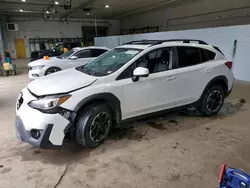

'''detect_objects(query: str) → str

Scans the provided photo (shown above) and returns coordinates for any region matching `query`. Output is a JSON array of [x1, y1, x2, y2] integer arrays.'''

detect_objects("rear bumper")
[[15, 116, 60, 149], [225, 86, 233, 98]]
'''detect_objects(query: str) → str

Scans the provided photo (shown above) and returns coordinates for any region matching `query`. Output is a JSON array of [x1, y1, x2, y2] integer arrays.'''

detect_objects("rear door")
[[172, 46, 216, 105], [233, 39, 250, 81]]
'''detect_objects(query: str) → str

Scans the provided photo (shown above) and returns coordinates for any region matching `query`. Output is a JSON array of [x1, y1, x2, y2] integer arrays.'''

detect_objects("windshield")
[[57, 49, 76, 59], [76, 48, 142, 76]]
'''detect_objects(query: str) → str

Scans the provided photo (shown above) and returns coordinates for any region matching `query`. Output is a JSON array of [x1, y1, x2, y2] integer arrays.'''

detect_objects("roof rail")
[[123, 39, 208, 46], [123, 40, 161, 45]]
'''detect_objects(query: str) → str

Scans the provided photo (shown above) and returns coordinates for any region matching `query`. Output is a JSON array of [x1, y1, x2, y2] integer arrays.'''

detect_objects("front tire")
[[45, 67, 61, 75], [75, 103, 112, 148], [198, 85, 225, 116]]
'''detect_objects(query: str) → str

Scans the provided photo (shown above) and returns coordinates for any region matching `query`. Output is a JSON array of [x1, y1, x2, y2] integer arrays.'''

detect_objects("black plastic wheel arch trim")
[[74, 92, 122, 124]]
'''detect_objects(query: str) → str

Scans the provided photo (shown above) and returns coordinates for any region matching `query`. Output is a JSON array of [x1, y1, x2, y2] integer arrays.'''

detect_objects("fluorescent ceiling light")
[[21, 0, 26, 2], [105, 5, 109, 8], [55, 1, 59, 5], [20, 9, 23, 12]]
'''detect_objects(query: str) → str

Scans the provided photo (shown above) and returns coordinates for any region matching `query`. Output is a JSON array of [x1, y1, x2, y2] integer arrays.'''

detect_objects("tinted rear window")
[[206, 50, 216, 60]]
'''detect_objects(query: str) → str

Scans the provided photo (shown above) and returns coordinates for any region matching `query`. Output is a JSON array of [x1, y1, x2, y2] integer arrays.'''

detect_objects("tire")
[[198, 85, 225, 116], [75, 103, 113, 148], [45, 67, 61, 75]]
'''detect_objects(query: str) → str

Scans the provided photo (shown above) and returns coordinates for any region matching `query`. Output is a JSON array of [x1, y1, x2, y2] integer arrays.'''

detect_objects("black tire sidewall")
[[76, 104, 112, 148], [200, 85, 225, 116], [45, 67, 61, 75]]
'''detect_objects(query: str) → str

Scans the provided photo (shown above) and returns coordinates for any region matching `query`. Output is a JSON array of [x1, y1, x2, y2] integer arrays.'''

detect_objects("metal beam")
[[116, 0, 177, 19], [0, 1, 64, 7], [60, 0, 99, 19]]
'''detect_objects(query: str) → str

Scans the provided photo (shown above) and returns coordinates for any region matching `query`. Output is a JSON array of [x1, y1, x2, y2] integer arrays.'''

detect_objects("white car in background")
[[28, 46, 110, 79]]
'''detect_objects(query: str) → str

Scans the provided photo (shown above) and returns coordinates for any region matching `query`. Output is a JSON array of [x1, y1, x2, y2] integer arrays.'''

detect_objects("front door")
[[15, 38, 26, 58], [119, 47, 180, 119]]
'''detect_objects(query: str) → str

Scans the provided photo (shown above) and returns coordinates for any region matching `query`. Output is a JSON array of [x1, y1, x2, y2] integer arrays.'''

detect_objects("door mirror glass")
[[132, 67, 149, 82], [70, 55, 78, 60]]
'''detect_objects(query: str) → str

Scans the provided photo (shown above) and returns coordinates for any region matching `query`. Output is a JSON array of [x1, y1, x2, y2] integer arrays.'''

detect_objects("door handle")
[[166, 76, 176, 81], [202, 69, 212, 73]]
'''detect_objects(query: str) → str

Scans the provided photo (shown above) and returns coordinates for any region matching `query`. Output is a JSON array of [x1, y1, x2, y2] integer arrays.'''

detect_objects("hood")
[[28, 68, 97, 96], [28, 57, 60, 67]]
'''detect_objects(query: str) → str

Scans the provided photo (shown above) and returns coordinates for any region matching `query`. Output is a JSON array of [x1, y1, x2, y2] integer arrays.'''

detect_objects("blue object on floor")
[[219, 164, 250, 188]]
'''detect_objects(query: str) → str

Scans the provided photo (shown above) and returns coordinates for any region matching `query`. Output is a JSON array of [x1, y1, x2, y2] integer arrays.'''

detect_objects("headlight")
[[28, 95, 71, 112], [30, 65, 45, 70]]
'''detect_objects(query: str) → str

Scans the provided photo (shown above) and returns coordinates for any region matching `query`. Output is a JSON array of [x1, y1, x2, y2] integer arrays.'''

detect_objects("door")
[[15, 38, 26, 58], [233, 39, 250, 81], [119, 47, 180, 119], [70, 49, 108, 67], [66, 50, 93, 68], [173, 46, 215, 106]]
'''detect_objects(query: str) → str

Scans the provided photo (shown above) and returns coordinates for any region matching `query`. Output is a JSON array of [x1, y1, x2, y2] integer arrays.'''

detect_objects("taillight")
[[218, 164, 226, 183], [225, 61, 233, 69]]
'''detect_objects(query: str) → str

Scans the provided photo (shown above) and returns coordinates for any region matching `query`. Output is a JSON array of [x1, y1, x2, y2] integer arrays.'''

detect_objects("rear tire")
[[75, 103, 113, 148], [45, 67, 61, 75], [198, 85, 225, 116]]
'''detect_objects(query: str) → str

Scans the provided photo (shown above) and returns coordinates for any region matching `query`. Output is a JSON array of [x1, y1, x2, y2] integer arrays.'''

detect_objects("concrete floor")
[[1, 59, 250, 188]]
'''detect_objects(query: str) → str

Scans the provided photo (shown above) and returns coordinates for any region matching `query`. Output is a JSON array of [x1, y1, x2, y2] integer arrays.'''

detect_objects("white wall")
[[6, 18, 120, 58], [95, 24, 250, 81], [121, 0, 250, 32]]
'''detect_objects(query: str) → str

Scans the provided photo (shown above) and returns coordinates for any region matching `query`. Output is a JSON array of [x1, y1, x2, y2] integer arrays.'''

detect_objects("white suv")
[[15, 39, 233, 149]]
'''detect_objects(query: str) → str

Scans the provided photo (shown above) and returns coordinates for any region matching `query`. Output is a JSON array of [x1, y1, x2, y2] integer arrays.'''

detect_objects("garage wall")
[[95, 24, 250, 82], [0, 26, 3, 59], [121, 0, 250, 32], [6, 18, 120, 58]]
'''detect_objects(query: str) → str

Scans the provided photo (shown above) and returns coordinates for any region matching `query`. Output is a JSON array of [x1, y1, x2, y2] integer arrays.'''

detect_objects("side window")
[[91, 49, 108, 57], [76, 50, 92, 58], [117, 48, 172, 80], [206, 50, 216, 60], [200, 49, 216, 63], [177, 47, 202, 68]]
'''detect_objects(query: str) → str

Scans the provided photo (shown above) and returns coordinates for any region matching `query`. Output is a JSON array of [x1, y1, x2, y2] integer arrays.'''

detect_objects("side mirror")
[[70, 55, 78, 60], [132, 67, 149, 82]]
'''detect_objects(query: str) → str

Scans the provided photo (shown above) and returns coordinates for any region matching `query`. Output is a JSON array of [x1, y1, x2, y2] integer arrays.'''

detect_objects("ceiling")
[[0, 0, 198, 20]]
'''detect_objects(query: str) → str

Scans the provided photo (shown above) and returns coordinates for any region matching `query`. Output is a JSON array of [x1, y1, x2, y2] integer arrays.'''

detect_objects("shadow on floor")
[[12, 100, 245, 165]]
